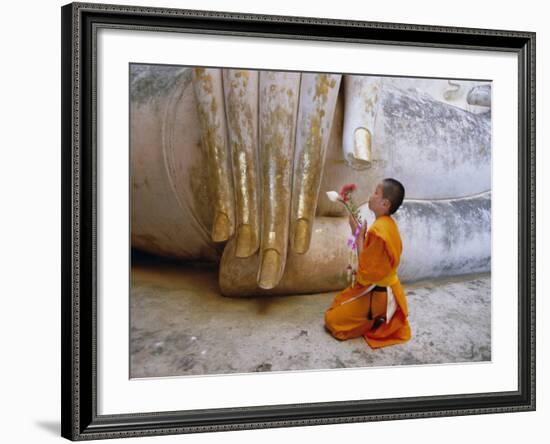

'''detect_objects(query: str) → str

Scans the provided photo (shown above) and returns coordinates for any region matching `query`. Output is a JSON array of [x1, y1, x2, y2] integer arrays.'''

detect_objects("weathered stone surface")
[[218, 192, 490, 296], [130, 262, 490, 378], [130, 65, 492, 294]]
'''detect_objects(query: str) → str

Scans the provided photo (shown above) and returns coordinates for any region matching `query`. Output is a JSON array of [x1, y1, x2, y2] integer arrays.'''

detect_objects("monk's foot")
[[371, 316, 386, 332]]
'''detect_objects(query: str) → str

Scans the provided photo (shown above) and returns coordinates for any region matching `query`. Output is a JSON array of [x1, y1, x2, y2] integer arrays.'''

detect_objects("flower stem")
[[340, 199, 361, 226]]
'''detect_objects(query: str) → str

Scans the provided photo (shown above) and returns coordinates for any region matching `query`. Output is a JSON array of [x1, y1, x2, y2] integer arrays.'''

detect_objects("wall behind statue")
[[0, 0, 546, 443]]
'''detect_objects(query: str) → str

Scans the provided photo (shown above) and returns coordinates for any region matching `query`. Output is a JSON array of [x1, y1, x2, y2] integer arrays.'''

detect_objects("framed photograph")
[[61, 1, 535, 440]]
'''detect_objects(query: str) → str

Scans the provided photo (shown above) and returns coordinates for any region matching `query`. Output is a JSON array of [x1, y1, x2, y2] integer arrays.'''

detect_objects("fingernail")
[[353, 127, 372, 166], [293, 218, 310, 254], [235, 224, 254, 257], [258, 249, 281, 289], [212, 212, 230, 242]]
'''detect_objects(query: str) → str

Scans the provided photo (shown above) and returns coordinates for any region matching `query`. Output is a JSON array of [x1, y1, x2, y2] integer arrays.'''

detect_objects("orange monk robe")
[[324, 215, 411, 349]]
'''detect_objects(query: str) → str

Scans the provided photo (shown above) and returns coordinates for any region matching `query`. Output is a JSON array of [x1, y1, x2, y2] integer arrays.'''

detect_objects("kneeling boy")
[[324, 178, 411, 349]]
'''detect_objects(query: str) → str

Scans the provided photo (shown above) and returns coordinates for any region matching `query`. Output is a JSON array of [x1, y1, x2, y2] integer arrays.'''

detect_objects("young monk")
[[324, 178, 411, 348]]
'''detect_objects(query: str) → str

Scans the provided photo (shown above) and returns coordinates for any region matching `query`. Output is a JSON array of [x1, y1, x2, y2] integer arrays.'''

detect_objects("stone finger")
[[290, 73, 341, 254], [219, 216, 350, 296], [257, 71, 301, 289], [222, 69, 260, 257], [192, 67, 235, 242], [342, 76, 381, 170]]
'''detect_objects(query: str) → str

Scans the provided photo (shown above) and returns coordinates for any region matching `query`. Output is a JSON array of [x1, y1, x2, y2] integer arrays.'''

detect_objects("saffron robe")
[[324, 215, 411, 348]]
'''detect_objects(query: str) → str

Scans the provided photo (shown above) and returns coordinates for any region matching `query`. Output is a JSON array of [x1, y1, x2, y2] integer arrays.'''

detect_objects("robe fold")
[[324, 215, 411, 349]]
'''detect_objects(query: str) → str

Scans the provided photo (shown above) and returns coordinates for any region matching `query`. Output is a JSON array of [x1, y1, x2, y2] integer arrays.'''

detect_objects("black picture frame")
[[61, 2, 536, 440]]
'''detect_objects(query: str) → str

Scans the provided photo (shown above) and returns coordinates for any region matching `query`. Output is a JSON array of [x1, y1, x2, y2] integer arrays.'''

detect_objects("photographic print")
[[129, 65, 492, 378], [62, 3, 535, 438]]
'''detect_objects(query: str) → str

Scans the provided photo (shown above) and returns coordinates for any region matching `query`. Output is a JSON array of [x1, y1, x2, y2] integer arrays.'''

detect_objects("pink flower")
[[339, 183, 357, 202]]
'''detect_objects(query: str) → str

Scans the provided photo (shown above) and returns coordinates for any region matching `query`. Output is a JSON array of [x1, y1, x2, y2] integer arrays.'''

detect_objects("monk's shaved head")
[[382, 178, 405, 215]]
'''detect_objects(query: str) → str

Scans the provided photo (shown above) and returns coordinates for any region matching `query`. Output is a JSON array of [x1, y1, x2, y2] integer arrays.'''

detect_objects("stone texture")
[[130, 261, 491, 378]]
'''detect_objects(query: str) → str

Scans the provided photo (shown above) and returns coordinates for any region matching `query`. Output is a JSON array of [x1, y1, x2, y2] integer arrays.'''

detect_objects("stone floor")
[[130, 259, 491, 379]]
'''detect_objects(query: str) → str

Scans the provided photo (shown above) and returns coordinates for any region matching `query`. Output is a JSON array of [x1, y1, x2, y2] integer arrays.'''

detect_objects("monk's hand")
[[193, 67, 341, 290]]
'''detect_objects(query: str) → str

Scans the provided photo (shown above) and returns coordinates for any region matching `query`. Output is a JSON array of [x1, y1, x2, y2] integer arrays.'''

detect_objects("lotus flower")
[[326, 191, 340, 202], [326, 185, 363, 228]]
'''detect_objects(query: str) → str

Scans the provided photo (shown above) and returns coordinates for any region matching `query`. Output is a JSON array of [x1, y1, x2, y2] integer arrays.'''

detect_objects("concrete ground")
[[130, 259, 491, 378]]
